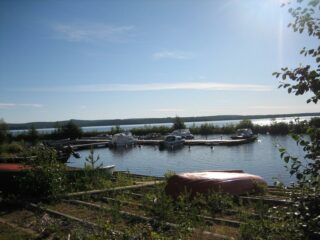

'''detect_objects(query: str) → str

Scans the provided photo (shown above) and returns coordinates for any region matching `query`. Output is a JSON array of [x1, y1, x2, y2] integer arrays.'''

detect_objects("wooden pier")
[[69, 136, 256, 150], [71, 141, 109, 150], [136, 137, 256, 146]]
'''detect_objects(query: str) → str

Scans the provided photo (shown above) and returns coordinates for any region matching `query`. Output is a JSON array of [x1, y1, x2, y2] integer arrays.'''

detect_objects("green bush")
[[0, 142, 24, 156], [236, 119, 254, 129], [205, 191, 234, 216], [17, 147, 67, 199]]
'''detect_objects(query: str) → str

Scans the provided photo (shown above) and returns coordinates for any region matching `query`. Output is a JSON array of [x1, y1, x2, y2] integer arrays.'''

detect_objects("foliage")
[[130, 125, 171, 136], [269, 121, 290, 134], [172, 116, 186, 130], [52, 120, 83, 140], [236, 119, 254, 130], [239, 208, 300, 240], [0, 142, 24, 156], [85, 147, 103, 169], [239, 1, 320, 239], [205, 191, 234, 217], [66, 147, 111, 192], [279, 130, 320, 189], [109, 125, 122, 135], [26, 124, 39, 145], [309, 116, 320, 127], [18, 146, 67, 198], [275, 0, 320, 191], [273, 0, 320, 104], [0, 118, 8, 144]]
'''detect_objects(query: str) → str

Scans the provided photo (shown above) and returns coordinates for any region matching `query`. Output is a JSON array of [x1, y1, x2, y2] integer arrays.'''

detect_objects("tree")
[[236, 119, 254, 129], [273, 1, 320, 239], [60, 120, 82, 140], [85, 147, 102, 169], [172, 116, 186, 130], [273, 0, 320, 104], [0, 119, 8, 144], [275, 0, 320, 190], [27, 124, 39, 145]]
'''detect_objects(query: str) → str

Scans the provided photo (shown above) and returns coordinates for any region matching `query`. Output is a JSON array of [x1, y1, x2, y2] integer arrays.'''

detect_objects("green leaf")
[[284, 156, 290, 163], [279, 147, 286, 153]]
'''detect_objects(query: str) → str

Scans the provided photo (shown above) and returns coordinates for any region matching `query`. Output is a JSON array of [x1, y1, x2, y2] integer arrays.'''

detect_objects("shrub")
[[236, 119, 254, 129], [17, 147, 67, 199]]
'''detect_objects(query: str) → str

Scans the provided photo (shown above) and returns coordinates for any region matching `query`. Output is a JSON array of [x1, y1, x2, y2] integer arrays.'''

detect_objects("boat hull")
[[165, 170, 267, 198]]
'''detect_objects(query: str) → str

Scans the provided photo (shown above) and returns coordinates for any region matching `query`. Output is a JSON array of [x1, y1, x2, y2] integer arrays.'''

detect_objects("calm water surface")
[[67, 134, 305, 185]]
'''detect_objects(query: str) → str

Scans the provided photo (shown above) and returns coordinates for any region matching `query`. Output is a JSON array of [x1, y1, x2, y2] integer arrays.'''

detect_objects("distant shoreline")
[[7, 112, 320, 130]]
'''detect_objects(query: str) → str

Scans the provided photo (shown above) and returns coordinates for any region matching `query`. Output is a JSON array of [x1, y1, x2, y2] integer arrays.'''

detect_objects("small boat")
[[100, 165, 115, 175], [171, 129, 194, 139], [66, 165, 116, 179], [111, 132, 136, 148], [231, 128, 255, 139], [165, 170, 267, 198], [160, 135, 185, 150]]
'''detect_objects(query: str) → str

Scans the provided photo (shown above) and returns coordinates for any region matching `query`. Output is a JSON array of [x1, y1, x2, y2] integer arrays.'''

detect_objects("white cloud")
[[248, 105, 301, 110], [16, 82, 273, 92], [153, 51, 192, 60], [152, 108, 184, 113], [0, 103, 43, 109], [53, 23, 134, 42]]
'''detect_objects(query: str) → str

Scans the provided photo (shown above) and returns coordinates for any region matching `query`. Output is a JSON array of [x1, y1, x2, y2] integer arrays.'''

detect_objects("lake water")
[[67, 134, 305, 186], [10, 115, 317, 135]]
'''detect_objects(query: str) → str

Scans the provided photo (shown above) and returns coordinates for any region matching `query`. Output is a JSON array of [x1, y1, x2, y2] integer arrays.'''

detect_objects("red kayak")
[[165, 170, 267, 198], [0, 163, 32, 172]]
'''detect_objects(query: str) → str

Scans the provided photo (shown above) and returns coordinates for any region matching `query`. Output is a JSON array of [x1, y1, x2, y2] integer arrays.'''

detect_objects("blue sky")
[[0, 0, 318, 123]]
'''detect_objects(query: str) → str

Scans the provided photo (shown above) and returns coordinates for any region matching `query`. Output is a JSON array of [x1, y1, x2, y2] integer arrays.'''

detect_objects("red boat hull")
[[165, 170, 267, 198]]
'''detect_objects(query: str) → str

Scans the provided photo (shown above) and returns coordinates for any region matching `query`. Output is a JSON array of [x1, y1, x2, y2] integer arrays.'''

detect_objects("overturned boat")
[[165, 170, 267, 198]]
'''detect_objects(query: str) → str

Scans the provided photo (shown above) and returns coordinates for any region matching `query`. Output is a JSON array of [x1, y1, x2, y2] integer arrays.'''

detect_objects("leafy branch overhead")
[[271, 1, 320, 239], [273, 0, 320, 103]]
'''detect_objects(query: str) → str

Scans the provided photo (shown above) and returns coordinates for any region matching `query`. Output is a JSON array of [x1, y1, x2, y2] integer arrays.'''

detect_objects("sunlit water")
[[67, 134, 306, 185]]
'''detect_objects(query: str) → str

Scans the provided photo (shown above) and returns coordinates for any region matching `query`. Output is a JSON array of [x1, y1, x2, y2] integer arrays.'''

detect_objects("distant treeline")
[[7, 112, 320, 130], [5, 117, 320, 144], [130, 117, 320, 136]]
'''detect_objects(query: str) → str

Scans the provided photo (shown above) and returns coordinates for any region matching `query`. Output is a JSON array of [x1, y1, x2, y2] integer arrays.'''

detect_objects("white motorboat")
[[231, 128, 254, 139], [171, 129, 194, 139], [111, 132, 136, 147], [162, 135, 185, 149]]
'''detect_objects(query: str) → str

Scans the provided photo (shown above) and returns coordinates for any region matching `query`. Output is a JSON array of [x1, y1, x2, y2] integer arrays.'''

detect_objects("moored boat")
[[231, 128, 256, 140], [171, 129, 194, 139], [160, 135, 185, 150], [111, 132, 136, 148]]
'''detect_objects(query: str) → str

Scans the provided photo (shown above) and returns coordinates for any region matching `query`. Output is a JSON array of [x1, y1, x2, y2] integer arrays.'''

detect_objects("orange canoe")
[[165, 170, 267, 198]]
